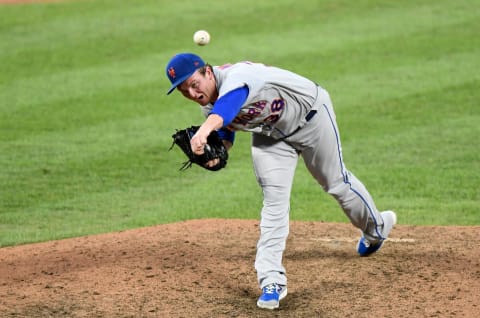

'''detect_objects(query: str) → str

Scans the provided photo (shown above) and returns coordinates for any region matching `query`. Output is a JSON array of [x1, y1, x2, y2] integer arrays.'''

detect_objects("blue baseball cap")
[[166, 53, 205, 95]]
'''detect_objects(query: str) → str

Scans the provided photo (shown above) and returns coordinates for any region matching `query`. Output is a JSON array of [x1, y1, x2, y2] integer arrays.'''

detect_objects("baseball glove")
[[170, 126, 228, 171]]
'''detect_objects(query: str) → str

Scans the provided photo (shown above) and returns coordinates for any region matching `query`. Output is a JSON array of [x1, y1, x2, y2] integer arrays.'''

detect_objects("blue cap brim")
[[166, 72, 194, 95]]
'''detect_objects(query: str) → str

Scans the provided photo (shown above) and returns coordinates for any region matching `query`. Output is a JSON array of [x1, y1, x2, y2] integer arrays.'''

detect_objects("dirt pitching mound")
[[0, 219, 479, 317]]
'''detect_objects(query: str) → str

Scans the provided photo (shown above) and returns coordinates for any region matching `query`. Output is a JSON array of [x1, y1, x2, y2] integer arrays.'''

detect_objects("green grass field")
[[1, 0, 479, 247]]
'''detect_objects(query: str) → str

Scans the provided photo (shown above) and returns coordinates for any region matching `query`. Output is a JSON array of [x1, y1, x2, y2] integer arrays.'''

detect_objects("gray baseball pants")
[[252, 88, 384, 288]]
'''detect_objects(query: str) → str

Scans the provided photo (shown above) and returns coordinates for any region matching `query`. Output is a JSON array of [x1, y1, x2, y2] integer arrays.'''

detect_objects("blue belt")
[[279, 109, 317, 140], [305, 109, 317, 121]]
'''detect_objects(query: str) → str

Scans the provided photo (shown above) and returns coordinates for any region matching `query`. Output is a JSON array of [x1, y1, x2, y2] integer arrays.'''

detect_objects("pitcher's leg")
[[291, 95, 384, 240], [251, 133, 298, 288]]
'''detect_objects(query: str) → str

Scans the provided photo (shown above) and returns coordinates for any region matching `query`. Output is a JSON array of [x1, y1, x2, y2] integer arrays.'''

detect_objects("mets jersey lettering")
[[228, 99, 284, 130]]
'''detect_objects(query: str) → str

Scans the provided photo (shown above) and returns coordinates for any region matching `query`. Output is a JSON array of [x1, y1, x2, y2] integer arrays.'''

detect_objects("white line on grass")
[[310, 238, 415, 243]]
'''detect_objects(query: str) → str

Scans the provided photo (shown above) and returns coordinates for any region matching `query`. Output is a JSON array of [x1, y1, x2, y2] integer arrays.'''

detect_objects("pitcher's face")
[[178, 67, 218, 106]]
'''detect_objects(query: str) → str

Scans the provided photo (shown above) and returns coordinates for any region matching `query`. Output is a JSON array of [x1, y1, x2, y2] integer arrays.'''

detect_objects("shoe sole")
[[257, 288, 288, 310], [381, 210, 397, 238]]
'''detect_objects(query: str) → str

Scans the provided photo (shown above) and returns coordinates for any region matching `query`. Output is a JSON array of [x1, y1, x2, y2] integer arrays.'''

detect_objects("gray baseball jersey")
[[201, 62, 318, 139]]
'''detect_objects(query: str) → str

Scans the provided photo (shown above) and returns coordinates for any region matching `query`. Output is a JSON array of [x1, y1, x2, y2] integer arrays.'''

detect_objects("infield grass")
[[1, 0, 479, 246]]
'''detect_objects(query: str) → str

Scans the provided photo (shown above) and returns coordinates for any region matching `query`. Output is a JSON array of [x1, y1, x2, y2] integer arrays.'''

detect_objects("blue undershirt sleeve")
[[210, 85, 249, 126], [216, 128, 235, 144]]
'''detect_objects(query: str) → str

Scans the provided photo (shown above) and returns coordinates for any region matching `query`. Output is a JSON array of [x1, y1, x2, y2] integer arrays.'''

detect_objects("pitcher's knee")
[[326, 180, 350, 199]]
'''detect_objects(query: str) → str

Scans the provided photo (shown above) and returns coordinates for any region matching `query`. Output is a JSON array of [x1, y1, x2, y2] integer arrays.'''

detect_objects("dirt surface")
[[0, 219, 479, 317]]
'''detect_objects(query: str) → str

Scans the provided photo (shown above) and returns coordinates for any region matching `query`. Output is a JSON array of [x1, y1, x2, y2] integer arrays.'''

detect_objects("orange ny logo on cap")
[[168, 67, 176, 79]]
